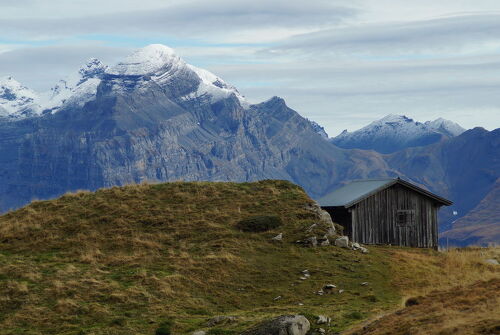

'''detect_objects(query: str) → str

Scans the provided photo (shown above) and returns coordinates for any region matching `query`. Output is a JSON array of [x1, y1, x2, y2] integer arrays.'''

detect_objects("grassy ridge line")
[[0, 180, 498, 335]]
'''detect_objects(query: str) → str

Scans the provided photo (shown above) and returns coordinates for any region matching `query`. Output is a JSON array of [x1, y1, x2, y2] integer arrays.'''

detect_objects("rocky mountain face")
[[331, 114, 466, 154], [0, 44, 392, 212]]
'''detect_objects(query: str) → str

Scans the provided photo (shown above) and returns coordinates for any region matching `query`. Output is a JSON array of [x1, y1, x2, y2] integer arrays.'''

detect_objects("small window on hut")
[[397, 210, 415, 226]]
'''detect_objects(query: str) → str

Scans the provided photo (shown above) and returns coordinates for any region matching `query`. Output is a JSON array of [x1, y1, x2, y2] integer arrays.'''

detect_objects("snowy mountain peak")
[[378, 114, 414, 124], [0, 76, 33, 99], [1, 44, 248, 120], [331, 114, 466, 153], [0, 76, 41, 119], [41, 58, 107, 113], [78, 58, 107, 81], [107, 44, 183, 76], [425, 118, 465, 137]]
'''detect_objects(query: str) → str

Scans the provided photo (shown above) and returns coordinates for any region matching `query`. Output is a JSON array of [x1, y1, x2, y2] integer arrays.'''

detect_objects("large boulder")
[[335, 236, 349, 248], [240, 315, 310, 335], [304, 202, 336, 236]]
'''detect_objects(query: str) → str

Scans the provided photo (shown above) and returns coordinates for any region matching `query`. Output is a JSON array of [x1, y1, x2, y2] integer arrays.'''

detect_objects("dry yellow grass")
[[389, 247, 500, 299], [342, 247, 500, 335], [345, 278, 500, 335]]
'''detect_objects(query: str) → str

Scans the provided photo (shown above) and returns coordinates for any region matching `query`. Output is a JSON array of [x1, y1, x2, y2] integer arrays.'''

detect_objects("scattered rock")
[[192, 331, 206, 335], [316, 315, 331, 325], [271, 233, 283, 242], [359, 247, 369, 254], [240, 315, 311, 335], [335, 236, 349, 248], [305, 236, 318, 247], [300, 276, 308, 280], [338, 289, 344, 294], [274, 296, 282, 301], [323, 284, 336, 290], [318, 236, 330, 246], [316, 290, 324, 296], [207, 315, 237, 327], [318, 328, 326, 334], [352, 242, 361, 250], [361, 282, 369, 286], [485, 259, 499, 265], [298, 303, 304, 306]]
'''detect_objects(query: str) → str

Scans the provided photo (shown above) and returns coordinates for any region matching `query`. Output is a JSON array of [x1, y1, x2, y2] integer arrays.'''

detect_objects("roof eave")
[[342, 179, 398, 208], [341, 179, 453, 208]]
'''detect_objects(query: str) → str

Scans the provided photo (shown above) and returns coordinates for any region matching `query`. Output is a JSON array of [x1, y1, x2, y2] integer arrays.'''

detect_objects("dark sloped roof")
[[318, 178, 452, 208]]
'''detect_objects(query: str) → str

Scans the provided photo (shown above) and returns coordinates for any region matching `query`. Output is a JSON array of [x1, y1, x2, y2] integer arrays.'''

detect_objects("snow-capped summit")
[[331, 114, 466, 153], [0, 76, 41, 119], [377, 114, 414, 124], [425, 118, 465, 137], [1, 44, 247, 121], [41, 58, 107, 112], [107, 44, 181, 76], [107, 44, 246, 105]]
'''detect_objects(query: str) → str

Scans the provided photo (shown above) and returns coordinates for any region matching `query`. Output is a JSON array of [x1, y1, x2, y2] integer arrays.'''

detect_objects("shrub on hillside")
[[236, 215, 282, 232], [155, 320, 174, 335]]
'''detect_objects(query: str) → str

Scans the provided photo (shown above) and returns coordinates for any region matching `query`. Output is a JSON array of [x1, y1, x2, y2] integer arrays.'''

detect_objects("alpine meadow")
[[0, 1, 499, 334]]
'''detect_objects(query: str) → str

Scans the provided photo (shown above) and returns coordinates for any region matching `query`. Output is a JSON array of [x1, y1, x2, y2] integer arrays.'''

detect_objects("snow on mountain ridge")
[[0, 76, 42, 119], [186, 64, 247, 106], [0, 44, 247, 120], [425, 118, 465, 137], [331, 114, 466, 153], [40, 58, 107, 113], [107, 44, 181, 76]]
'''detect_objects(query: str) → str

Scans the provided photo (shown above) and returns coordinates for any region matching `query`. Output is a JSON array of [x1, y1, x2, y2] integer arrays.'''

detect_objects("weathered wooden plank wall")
[[351, 184, 439, 248]]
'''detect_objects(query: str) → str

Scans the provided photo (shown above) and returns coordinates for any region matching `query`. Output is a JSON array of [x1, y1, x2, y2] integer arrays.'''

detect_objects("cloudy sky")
[[1, 0, 500, 136]]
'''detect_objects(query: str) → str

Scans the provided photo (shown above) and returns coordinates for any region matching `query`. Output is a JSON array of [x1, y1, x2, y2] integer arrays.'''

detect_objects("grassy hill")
[[0, 180, 498, 335]]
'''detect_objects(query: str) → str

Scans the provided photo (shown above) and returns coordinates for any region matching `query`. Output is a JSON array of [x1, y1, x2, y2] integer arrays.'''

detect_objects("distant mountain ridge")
[[0, 44, 392, 212], [0, 44, 497, 246], [330, 114, 466, 154]]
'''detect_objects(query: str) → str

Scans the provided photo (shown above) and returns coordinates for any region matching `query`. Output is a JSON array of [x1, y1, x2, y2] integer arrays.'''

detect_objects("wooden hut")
[[318, 178, 452, 248]]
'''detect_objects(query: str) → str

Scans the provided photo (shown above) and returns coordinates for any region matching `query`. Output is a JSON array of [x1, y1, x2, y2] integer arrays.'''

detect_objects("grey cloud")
[[0, 0, 358, 40], [0, 44, 132, 90], [207, 56, 500, 135], [267, 14, 500, 55]]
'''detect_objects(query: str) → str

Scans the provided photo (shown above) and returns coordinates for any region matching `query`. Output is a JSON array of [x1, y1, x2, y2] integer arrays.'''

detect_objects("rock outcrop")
[[240, 315, 310, 335]]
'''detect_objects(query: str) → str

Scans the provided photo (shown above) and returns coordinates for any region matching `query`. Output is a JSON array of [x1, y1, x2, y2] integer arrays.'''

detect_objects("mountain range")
[[330, 114, 466, 154], [0, 44, 498, 246]]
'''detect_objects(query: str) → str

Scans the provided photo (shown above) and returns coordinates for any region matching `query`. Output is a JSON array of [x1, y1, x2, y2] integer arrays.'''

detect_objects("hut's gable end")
[[350, 184, 440, 248]]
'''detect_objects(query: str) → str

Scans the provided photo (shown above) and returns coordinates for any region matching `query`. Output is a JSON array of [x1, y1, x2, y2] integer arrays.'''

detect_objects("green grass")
[[0, 180, 498, 334]]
